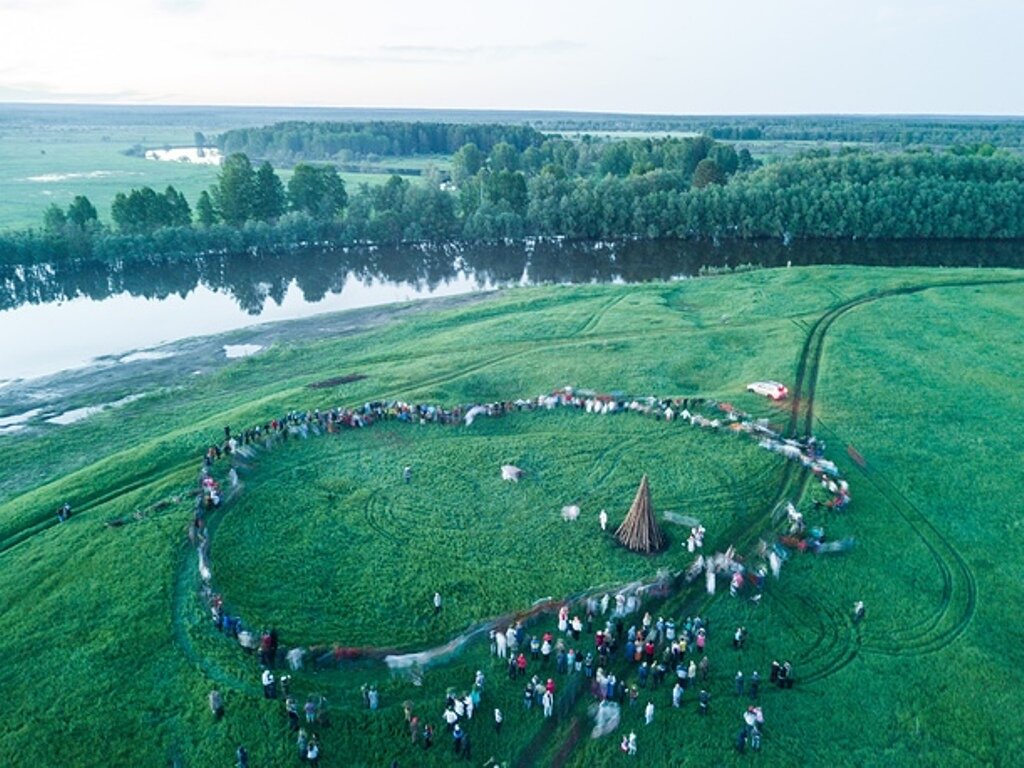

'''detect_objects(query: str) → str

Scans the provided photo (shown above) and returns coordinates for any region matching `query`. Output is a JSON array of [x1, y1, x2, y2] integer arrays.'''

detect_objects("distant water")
[[1, 238, 1022, 381]]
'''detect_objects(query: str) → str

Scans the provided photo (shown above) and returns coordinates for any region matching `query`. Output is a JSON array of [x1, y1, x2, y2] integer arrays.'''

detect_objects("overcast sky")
[[1, 0, 1019, 114]]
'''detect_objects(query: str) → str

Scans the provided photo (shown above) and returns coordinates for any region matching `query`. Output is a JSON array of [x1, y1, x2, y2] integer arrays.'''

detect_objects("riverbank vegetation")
[[4, 120, 1024, 266]]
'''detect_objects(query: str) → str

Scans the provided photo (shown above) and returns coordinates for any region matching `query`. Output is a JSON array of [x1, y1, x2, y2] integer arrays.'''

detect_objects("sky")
[[0, 0, 1021, 114]]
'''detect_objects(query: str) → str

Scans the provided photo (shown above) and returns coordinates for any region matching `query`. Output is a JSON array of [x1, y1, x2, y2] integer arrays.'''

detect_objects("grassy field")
[[0, 120, 219, 230], [0, 267, 1022, 766], [213, 410, 778, 648], [0, 120, 429, 231]]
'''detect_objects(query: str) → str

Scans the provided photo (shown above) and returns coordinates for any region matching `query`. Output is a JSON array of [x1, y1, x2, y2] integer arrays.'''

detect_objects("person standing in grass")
[[782, 661, 794, 689], [403, 465, 412, 484], [496, 628, 508, 658], [261, 668, 275, 699], [452, 723, 464, 756], [235, 745, 249, 768], [285, 696, 299, 730], [433, 592, 442, 614], [209, 690, 224, 720], [494, 707, 503, 734]]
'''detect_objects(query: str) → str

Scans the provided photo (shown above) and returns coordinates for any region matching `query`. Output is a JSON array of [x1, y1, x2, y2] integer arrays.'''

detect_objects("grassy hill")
[[0, 266, 1022, 766]]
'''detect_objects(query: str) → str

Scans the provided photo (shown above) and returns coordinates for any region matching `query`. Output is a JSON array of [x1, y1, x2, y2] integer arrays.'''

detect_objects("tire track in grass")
[[779, 279, 1017, 680], [574, 294, 627, 336], [575, 436, 643, 501], [851, 460, 977, 656], [812, 420, 960, 645], [361, 489, 403, 544], [798, 595, 862, 684], [770, 291, 915, 684], [761, 583, 830, 662], [722, 277, 1017, 684]]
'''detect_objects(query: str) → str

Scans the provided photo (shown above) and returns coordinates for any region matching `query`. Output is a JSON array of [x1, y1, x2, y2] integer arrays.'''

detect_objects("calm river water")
[[2, 238, 1022, 382]]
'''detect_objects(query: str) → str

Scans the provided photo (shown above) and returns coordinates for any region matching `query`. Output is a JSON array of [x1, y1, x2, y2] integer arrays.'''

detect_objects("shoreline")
[[0, 289, 499, 432]]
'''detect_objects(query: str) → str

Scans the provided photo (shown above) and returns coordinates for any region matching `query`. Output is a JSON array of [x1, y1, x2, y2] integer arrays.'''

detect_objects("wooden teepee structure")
[[615, 474, 666, 553]]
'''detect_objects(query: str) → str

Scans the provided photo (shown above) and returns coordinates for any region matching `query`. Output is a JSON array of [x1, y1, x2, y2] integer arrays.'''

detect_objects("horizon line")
[[3, 101, 1024, 121]]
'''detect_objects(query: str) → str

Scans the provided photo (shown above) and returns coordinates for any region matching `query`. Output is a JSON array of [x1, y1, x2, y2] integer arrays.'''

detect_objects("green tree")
[[288, 163, 348, 220], [252, 161, 286, 222], [737, 148, 756, 172], [196, 190, 218, 226], [599, 142, 633, 177], [709, 144, 739, 176], [451, 143, 485, 185], [214, 153, 256, 226], [692, 158, 726, 188], [42, 203, 67, 234], [66, 196, 98, 228], [485, 170, 528, 214], [163, 186, 192, 227], [489, 142, 519, 173], [374, 174, 409, 212]]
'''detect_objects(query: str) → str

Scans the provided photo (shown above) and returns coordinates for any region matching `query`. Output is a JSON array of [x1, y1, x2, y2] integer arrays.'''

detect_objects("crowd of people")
[[185, 385, 856, 763]]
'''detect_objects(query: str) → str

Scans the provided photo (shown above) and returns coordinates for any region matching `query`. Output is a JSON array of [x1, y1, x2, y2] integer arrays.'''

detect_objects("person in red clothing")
[[516, 652, 528, 677]]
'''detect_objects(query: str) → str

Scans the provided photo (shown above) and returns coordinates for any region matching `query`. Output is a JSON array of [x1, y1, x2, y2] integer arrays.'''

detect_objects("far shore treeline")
[[3, 121, 1024, 266]]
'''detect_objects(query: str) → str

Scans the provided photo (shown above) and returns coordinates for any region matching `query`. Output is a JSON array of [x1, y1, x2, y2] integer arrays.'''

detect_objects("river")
[[2, 238, 1023, 384]]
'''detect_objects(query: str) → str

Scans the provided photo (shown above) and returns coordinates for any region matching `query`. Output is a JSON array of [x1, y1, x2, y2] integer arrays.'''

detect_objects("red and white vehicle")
[[746, 381, 788, 400]]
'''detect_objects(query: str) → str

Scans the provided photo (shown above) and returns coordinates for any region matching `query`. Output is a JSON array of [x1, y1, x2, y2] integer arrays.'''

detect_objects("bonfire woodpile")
[[616, 474, 666, 553]]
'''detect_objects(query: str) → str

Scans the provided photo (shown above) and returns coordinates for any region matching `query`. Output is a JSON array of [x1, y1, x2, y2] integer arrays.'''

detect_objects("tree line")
[[3, 131, 1024, 266], [218, 121, 546, 164], [518, 116, 1024, 150]]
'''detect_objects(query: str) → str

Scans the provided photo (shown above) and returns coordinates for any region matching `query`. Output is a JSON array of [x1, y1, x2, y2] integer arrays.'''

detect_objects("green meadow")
[[0, 267, 1022, 767], [0, 121, 218, 230], [0, 121, 429, 231]]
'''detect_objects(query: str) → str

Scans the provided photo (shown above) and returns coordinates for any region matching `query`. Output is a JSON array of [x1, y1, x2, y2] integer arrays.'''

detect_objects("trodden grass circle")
[[211, 407, 783, 648]]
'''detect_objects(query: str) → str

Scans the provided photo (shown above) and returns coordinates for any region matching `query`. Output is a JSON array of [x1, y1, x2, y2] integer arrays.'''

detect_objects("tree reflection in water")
[[2, 239, 1022, 315]]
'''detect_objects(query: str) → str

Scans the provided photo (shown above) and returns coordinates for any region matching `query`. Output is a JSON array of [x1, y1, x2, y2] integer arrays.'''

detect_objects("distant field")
[[0, 118, 431, 231], [0, 121, 219, 230]]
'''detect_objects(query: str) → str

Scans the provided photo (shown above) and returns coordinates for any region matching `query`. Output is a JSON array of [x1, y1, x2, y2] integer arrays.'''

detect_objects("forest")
[[218, 121, 546, 163], [3, 125, 1024, 266], [218, 117, 1024, 156]]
